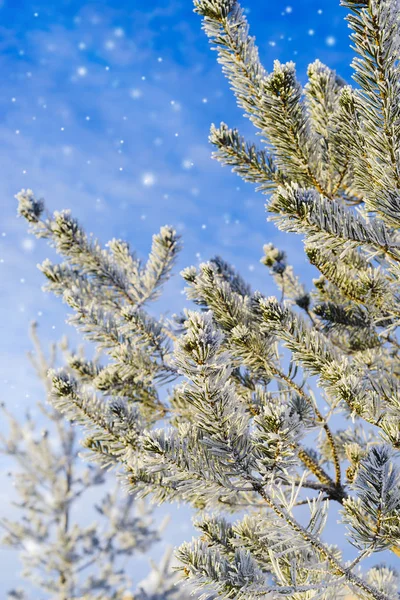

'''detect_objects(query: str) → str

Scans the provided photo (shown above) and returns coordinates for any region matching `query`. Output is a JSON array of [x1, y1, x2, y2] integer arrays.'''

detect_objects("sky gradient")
[[0, 0, 392, 593]]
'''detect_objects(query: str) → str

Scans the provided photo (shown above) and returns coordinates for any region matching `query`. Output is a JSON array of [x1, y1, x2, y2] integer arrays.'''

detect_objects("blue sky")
[[1, 0, 392, 593]]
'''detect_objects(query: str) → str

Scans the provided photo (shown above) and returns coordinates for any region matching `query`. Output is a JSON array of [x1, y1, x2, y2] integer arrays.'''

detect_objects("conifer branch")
[[250, 480, 392, 600], [268, 184, 400, 262], [210, 123, 286, 191], [12, 1, 400, 596]]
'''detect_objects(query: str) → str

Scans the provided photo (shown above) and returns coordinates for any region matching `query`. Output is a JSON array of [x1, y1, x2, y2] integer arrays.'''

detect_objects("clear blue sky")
[[1, 0, 391, 593]]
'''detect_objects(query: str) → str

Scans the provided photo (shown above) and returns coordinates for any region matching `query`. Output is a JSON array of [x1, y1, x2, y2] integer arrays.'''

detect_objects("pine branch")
[[305, 60, 347, 196], [268, 184, 400, 262], [342, 445, 400, 552], [251, 479, 392, 600], [15, 189, 181, 309], [261, 243, 310, 311], [342, 0, 400, 191], [210, 122, 286, 191]]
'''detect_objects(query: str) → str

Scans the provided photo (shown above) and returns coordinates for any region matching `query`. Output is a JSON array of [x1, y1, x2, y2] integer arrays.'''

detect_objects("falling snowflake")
[[142, 172, 156, 186], [21, 238, 35, 252], [130, 88, 142, 99], [76, 66, 87, 77]]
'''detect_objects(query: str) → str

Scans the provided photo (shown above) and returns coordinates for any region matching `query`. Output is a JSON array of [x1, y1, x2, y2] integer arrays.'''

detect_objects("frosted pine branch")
[[12, 0, 400, 597]]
